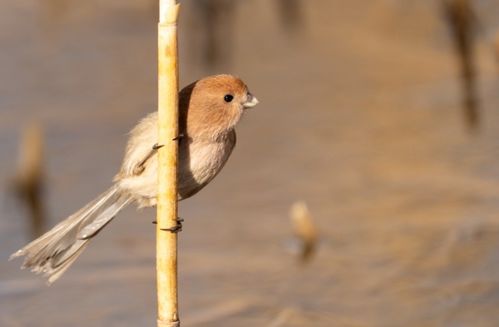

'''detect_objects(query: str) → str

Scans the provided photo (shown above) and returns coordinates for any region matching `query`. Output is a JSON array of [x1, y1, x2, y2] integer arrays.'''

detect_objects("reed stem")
[[157, 1, 180, 326]]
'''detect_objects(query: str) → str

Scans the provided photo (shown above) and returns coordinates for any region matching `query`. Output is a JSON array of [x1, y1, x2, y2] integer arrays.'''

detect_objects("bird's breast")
[[178, 133, 236, 199]]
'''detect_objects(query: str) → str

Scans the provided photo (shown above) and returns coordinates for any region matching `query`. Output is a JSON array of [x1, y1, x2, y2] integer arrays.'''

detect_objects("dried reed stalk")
[[443, 0, 479, 130], [290, 201, 318, 263], [11, 123, 46, 238], [157, 1, 180, 326]]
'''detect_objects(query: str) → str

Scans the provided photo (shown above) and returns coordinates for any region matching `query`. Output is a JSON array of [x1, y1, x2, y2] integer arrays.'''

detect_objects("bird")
[[10, 74, 259, 284]]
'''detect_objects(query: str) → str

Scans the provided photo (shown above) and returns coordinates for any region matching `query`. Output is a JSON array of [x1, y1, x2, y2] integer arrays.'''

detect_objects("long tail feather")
[[10, 184, 132, 284]]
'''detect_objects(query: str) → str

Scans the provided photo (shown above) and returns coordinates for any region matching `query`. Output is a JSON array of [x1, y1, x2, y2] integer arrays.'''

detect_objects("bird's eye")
[[224, 94, 234, 103]]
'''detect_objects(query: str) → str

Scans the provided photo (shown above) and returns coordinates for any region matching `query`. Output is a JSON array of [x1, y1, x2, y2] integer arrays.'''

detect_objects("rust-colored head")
[[179, 74, 258, 140]]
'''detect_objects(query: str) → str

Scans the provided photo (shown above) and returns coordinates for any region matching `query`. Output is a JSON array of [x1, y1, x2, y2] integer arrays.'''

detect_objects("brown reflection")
[[443, 0, 480, 131], [39, 0, 69, 32], [276, 0, 304, 33], [9, 123, 47, 239], [495, 31, 499, 70], [192, 0, 237, 70]]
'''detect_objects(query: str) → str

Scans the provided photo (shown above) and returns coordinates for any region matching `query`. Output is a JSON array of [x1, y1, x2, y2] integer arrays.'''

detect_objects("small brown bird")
[[10, 74, 259, 283]]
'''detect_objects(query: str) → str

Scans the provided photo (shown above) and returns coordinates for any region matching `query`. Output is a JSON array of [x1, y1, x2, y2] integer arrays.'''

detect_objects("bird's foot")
[[152, 217, 184, 233], [132, 165, 145, 175], [172, 133, 184, 142], [133, 143, 164, 175], [152, 143, 164, 150]]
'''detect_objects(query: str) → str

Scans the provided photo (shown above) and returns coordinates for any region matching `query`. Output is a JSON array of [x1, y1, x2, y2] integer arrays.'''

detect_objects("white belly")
[[118, 134, 236, 207], [188, 141, 232, 185]]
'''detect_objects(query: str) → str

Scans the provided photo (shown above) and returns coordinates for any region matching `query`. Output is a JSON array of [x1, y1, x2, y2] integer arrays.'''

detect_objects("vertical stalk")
[[157, 1, 180, 327]]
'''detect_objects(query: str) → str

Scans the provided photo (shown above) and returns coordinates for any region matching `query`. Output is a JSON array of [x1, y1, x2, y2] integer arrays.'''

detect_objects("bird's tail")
[[10, 184, 133, 284]]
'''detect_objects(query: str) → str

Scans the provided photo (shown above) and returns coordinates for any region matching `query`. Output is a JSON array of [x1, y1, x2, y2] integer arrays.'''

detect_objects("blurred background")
[[1, 0, 499, 326]]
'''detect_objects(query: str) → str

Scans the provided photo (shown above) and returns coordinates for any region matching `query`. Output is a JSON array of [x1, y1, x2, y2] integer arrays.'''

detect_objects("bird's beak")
[[243, 93, 259, 109]]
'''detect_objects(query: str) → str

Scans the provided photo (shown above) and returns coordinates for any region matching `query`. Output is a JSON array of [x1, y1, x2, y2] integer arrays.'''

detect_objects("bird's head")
[[180, 74, 258, 140]]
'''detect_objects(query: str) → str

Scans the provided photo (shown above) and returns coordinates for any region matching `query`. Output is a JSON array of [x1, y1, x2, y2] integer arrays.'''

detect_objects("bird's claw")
[[153, 217, 183, 233], [153, 143, 164, 150], [172, 134, 184, 142], [161, 224, 182, 233], [133, 143, 164, 175], [133, 165, 145, 175]]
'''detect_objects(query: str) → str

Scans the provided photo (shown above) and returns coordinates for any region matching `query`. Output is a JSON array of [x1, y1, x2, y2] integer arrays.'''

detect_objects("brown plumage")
[[10, 74, 259, 283]]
